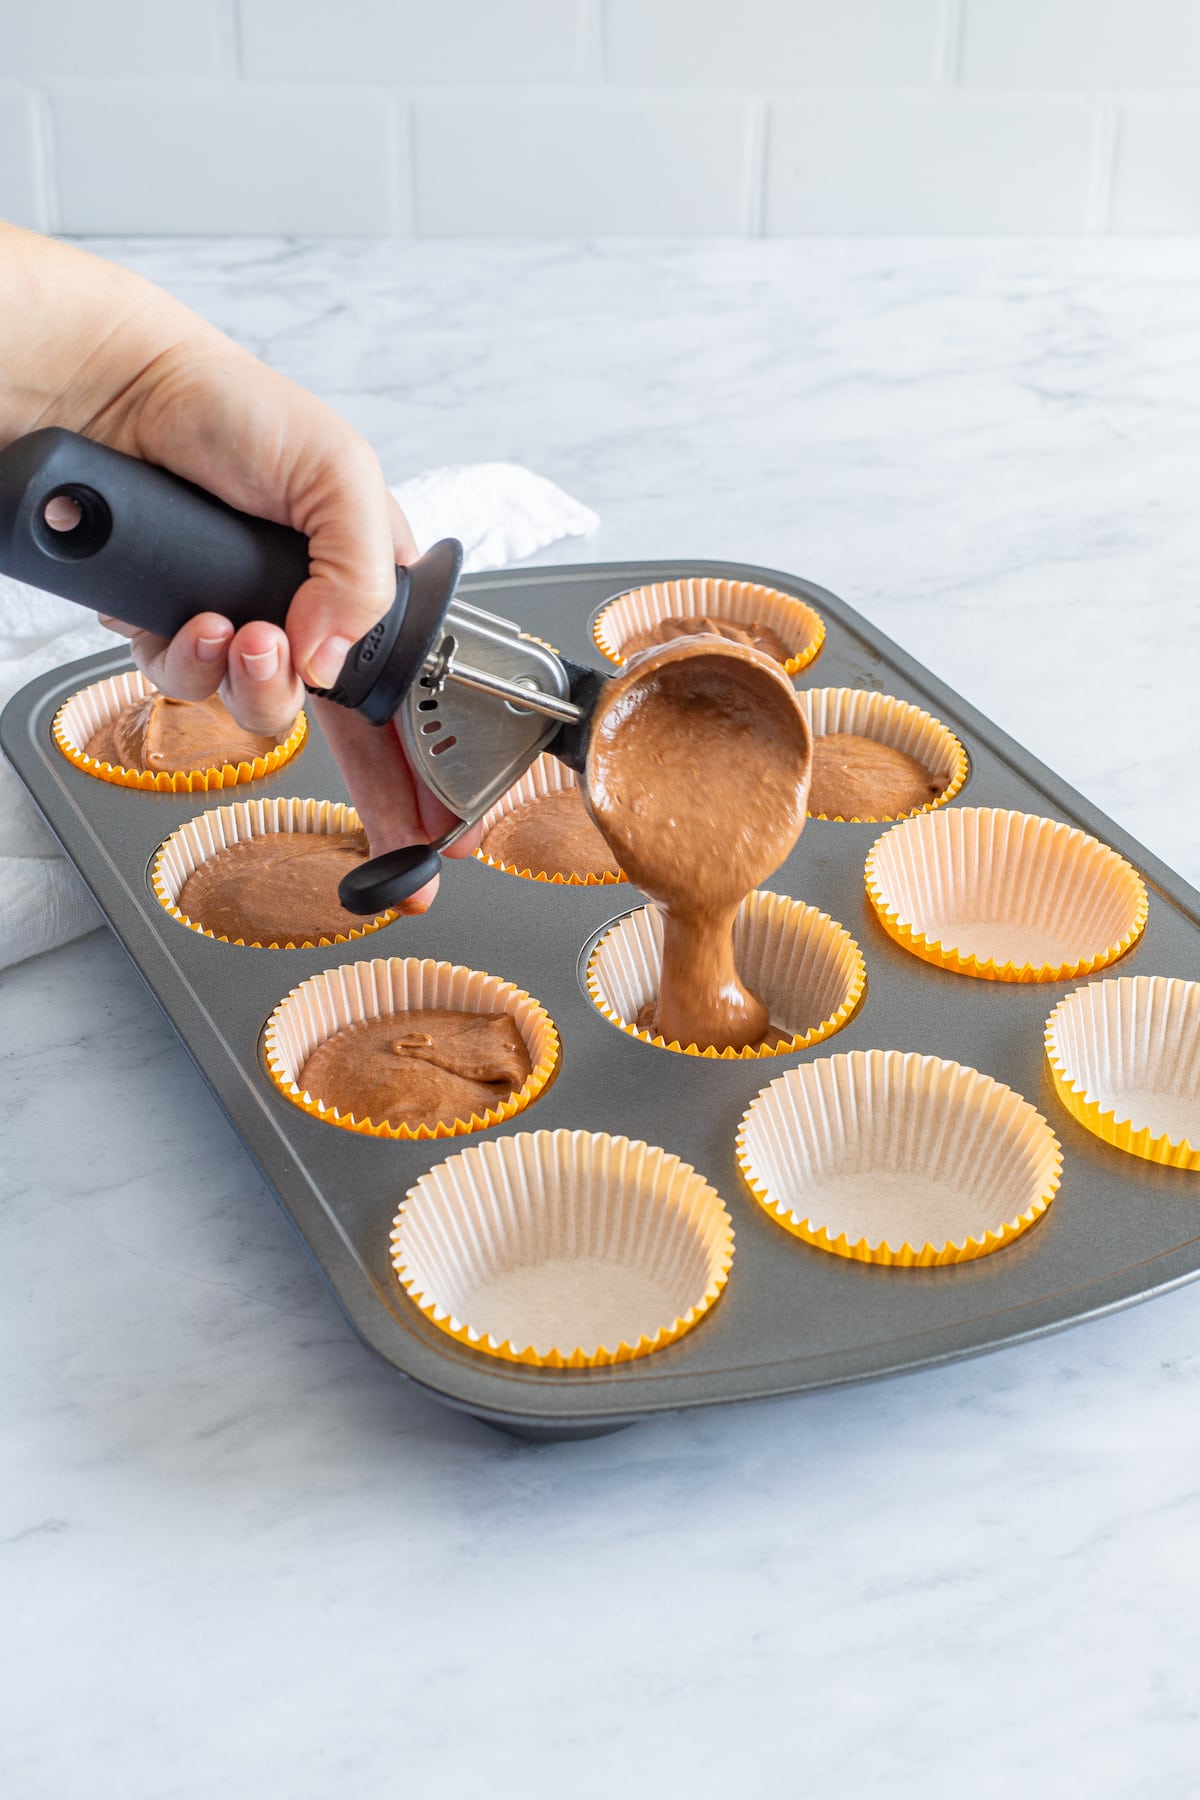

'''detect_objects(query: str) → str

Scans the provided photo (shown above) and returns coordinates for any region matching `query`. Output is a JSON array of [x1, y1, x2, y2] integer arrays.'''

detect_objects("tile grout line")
[[746, 99, 768, 238], [31, 84, 58, 234], [577, 0, 606, 85], [937, 0, 964, 87], [1087, 96, 1120, 235]]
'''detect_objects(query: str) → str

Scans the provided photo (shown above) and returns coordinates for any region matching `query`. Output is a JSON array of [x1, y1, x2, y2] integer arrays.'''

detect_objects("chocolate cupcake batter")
[[300, 1009, 532, 1131], [586, 639, 811, 1052], [178, 829, 382, 944], [810, 733, 945, 820], [481, 787, 621, 880], [621, 615, 792, 665], [87, 691, 283, 774]]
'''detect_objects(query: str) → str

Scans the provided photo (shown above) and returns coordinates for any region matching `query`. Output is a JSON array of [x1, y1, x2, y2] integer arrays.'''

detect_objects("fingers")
[[221, 621, 305, 739], [277, 439, 403, 690], [111, 610, 235, 700]]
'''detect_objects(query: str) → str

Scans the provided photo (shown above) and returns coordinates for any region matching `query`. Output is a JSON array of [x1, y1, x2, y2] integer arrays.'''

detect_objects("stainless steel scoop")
[[0, 429, 609, 912]]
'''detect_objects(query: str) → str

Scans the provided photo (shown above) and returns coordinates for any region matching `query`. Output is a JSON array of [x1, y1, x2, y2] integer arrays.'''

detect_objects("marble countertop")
[[4, 238, 1200, 1799]]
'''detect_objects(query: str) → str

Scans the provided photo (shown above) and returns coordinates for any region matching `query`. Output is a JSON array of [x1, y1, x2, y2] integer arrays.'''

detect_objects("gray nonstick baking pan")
[[5, 559, 1200, 1439]]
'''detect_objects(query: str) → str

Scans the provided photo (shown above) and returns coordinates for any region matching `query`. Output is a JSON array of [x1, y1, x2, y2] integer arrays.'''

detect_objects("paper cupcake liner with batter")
[[586, 889, 866, 1059], [592, 576, 825, 678], [799, 687, 968, 822], [737, 1049, 1062, 1266], [391, 1129, 735, 1367], [1045, 976, 1200, 1170], [264, 956, 559, 1141], [54, 668, 307, 792], [865, 806, 1148, 983], [151, 797, 398, 949], [475, 752, 626, 886]]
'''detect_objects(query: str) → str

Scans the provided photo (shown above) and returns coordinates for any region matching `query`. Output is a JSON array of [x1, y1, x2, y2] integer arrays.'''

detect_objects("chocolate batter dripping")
[[586, 639, 812, 1051]]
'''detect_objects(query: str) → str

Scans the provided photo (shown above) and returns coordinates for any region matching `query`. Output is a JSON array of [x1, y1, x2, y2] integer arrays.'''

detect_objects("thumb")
[[282, 441, 406, 690]]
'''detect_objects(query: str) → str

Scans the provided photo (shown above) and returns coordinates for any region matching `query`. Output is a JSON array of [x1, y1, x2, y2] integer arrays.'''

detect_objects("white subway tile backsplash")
[[605, 0, 943, 86], [51, 84, 407, 235], [1112, 104, 1200, 230], [1, 0, 236, 80], [414, 95, 752, 233], [240, 0, 580, 85], [766, 96, 1095, 233], [961, 0, 1200, 90], [0, 89, 42, 229]]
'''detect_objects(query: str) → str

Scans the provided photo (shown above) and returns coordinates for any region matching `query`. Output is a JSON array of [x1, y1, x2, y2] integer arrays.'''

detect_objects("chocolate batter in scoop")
[[585, 639, 812, 1051]]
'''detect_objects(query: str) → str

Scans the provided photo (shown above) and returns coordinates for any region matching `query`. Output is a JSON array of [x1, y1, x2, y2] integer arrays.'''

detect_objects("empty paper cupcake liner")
[[737, 1050, 1062, 1266], [593, 576, 825, 677], [264, 957, 559, 1141], [1045, 977, 1200, 1171], [151, 797, 397, 949], [865, 806, 1148, 983], [586, 889, 866, 1058], [798, 687, 969, 821], [54, 669, 307, 792], [391, 1129, 735, 1367], [475, 752, 625, 886]]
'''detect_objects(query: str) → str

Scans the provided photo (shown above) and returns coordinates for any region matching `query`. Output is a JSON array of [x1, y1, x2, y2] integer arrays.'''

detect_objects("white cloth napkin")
[[0, 462, 597, 972]]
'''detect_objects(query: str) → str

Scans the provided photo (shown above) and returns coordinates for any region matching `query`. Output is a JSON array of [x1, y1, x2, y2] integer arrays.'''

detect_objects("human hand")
[[2, 225, 479, 906]]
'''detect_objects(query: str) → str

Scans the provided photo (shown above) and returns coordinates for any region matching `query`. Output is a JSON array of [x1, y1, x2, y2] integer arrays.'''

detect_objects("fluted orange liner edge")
[[54, 668, 306, 792], [798, 687, 969, 822], [264, 957, 559, 1141], [391, 1129, 735, 1367], [737, 1050, 1062, 1267], [1045, 977, 1200, 1171], [593, 576, 825, 678], [152, 797, 398, 949], [865, 806, 1148, 983], [586, 890, 866, 1059], [475, 751, 625, 886]]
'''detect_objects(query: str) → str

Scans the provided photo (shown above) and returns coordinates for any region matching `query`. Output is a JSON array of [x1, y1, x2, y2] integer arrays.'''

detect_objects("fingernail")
[[197, 632, 232, 662], [241, 644, 281, 682], [306, 636, 354, 690]]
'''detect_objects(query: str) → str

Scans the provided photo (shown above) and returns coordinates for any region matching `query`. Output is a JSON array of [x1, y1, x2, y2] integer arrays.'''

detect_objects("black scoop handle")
[[0, 427, 311, 636], [0, 429, 479, 914]]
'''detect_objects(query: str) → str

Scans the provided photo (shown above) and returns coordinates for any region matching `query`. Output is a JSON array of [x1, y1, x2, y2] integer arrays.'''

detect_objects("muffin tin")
[[5, 557, 1200, 1439]]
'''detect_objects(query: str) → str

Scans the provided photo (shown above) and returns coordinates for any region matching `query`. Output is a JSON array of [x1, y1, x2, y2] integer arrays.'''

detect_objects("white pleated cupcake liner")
[[475, 751, 624, 885], [263, 956, 559, 1141], [798, 686, 969, 821], [586, 889, 865, 1058], [1045, 976, 1200, 1169], [592, 575, 824, 676], [737, 1049, 1062, 1266], [151, 795, 396, 948], [54, 668, 306, 792], [866, 806, 1148, 982], [391, 1128, 735, 1366]]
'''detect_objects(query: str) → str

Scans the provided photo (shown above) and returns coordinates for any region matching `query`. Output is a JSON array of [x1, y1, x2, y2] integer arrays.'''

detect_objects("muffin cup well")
[[151, 797, 397, 949], [799, 687, 968, 822], [586, 890, 865, 1059], [593, 576, 825, 678], [54, 669, 306, 792], [475, 752, 625, 886], [391, 1129, 735, 1367], [1045, 977, 1200, 1171], [737, 1050, 1062, 1266], [264, 957, 559, 1141], [865, 806, 1148, 983]]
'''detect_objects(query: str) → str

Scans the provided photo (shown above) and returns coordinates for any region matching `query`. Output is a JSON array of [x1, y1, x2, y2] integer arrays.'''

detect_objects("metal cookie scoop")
[[0, 428, 609, 913]]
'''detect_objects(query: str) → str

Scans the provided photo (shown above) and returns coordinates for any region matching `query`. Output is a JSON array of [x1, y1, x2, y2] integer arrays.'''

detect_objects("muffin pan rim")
[[5, 555, 1200, 1437]]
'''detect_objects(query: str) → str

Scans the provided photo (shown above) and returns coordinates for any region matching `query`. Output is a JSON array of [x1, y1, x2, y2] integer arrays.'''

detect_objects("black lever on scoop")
[[0, 428, 556, 912]]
